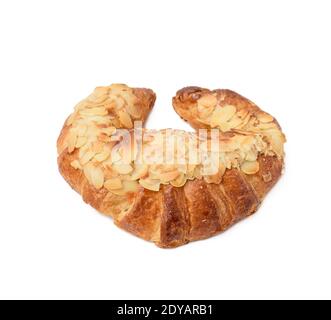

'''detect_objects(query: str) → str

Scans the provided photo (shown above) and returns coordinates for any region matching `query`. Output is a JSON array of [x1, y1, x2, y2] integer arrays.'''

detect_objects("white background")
[[0, 0, 330, 300]]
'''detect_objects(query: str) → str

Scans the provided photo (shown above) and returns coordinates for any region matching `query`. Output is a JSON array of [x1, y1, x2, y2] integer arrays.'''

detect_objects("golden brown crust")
[[57, 85, 285, 248]]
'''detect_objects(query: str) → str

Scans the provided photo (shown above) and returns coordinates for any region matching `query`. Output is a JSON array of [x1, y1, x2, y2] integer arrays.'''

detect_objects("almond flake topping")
[[105, 178, 122, 190], [60, 85, 285, 195]]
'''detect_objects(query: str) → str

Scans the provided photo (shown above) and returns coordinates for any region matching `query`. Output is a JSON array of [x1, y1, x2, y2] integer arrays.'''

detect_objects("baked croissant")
[[57, 84, 285, 248]]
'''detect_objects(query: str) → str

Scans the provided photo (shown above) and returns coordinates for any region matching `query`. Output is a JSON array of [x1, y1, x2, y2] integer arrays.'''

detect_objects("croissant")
[[57, 84, 285, 248]]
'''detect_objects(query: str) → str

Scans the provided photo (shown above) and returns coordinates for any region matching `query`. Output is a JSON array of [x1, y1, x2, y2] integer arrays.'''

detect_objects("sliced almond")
[[104, 178, 123, 190], [110, 147, 122, 163], [77, 124, 88, 137], [111, 118, 121, 128], [75, 136, 88, 148], [84, 164, 104, 189], [126, 103, 141, 119], [198, 94, 217, 108], [75, 100, 88, 111], [204, 173, 223, 184], [78, 145, 88, 158], [210, 105, 237, 128], [86, 125, 100, 138], [70, 160, 82, 170], [91, 166, 105, 189], [120, 90, 135, 104], [177, 164, 187, 174], [227, 115, 243, 129], [218, 122, 232, 132], [170, 173, 187, 187], [258, 112, 274, 123], [100, 126, 116, 136], [87, 93, 108, 105], [245, 150, 258, 162], [93, 86, 110, 97], [98, 133, 111, 143], [130, 164, 149, 180], [192, 164, 202, 179], [122, 180, 139, 193], [80, 150, 96, 165], [80, 107, 108, 117], [257, 121, 276, 130], [67, 131, 77, 153], [118, 141, 135, 163], [109, 188, 127, 196], [113, 163, 133, 175], [236, 109, 249, 119], [110, 84, 128, 95], [268, 131, 285, 157], [66, 113, 76, 126], [83, 163, 93, 182], [119, 110, 133, 128], [198, 104, 214, 119], [148, 165, 164, 180], [104, 100, 117, 110], [91, 141, 104, 154], [205, 163, 227, 182], [246, 117, 259, 130], [112, 97, 126, 110], [94, 147, 111, 162], [186, 164, 196, 180], [159, 170, 180, 183], [103, 165, 118, 179], [235, 113, 251, 129], [85, 115, 111, 125], [139, 178, 161, 192], [241, 161, 260, 175]]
